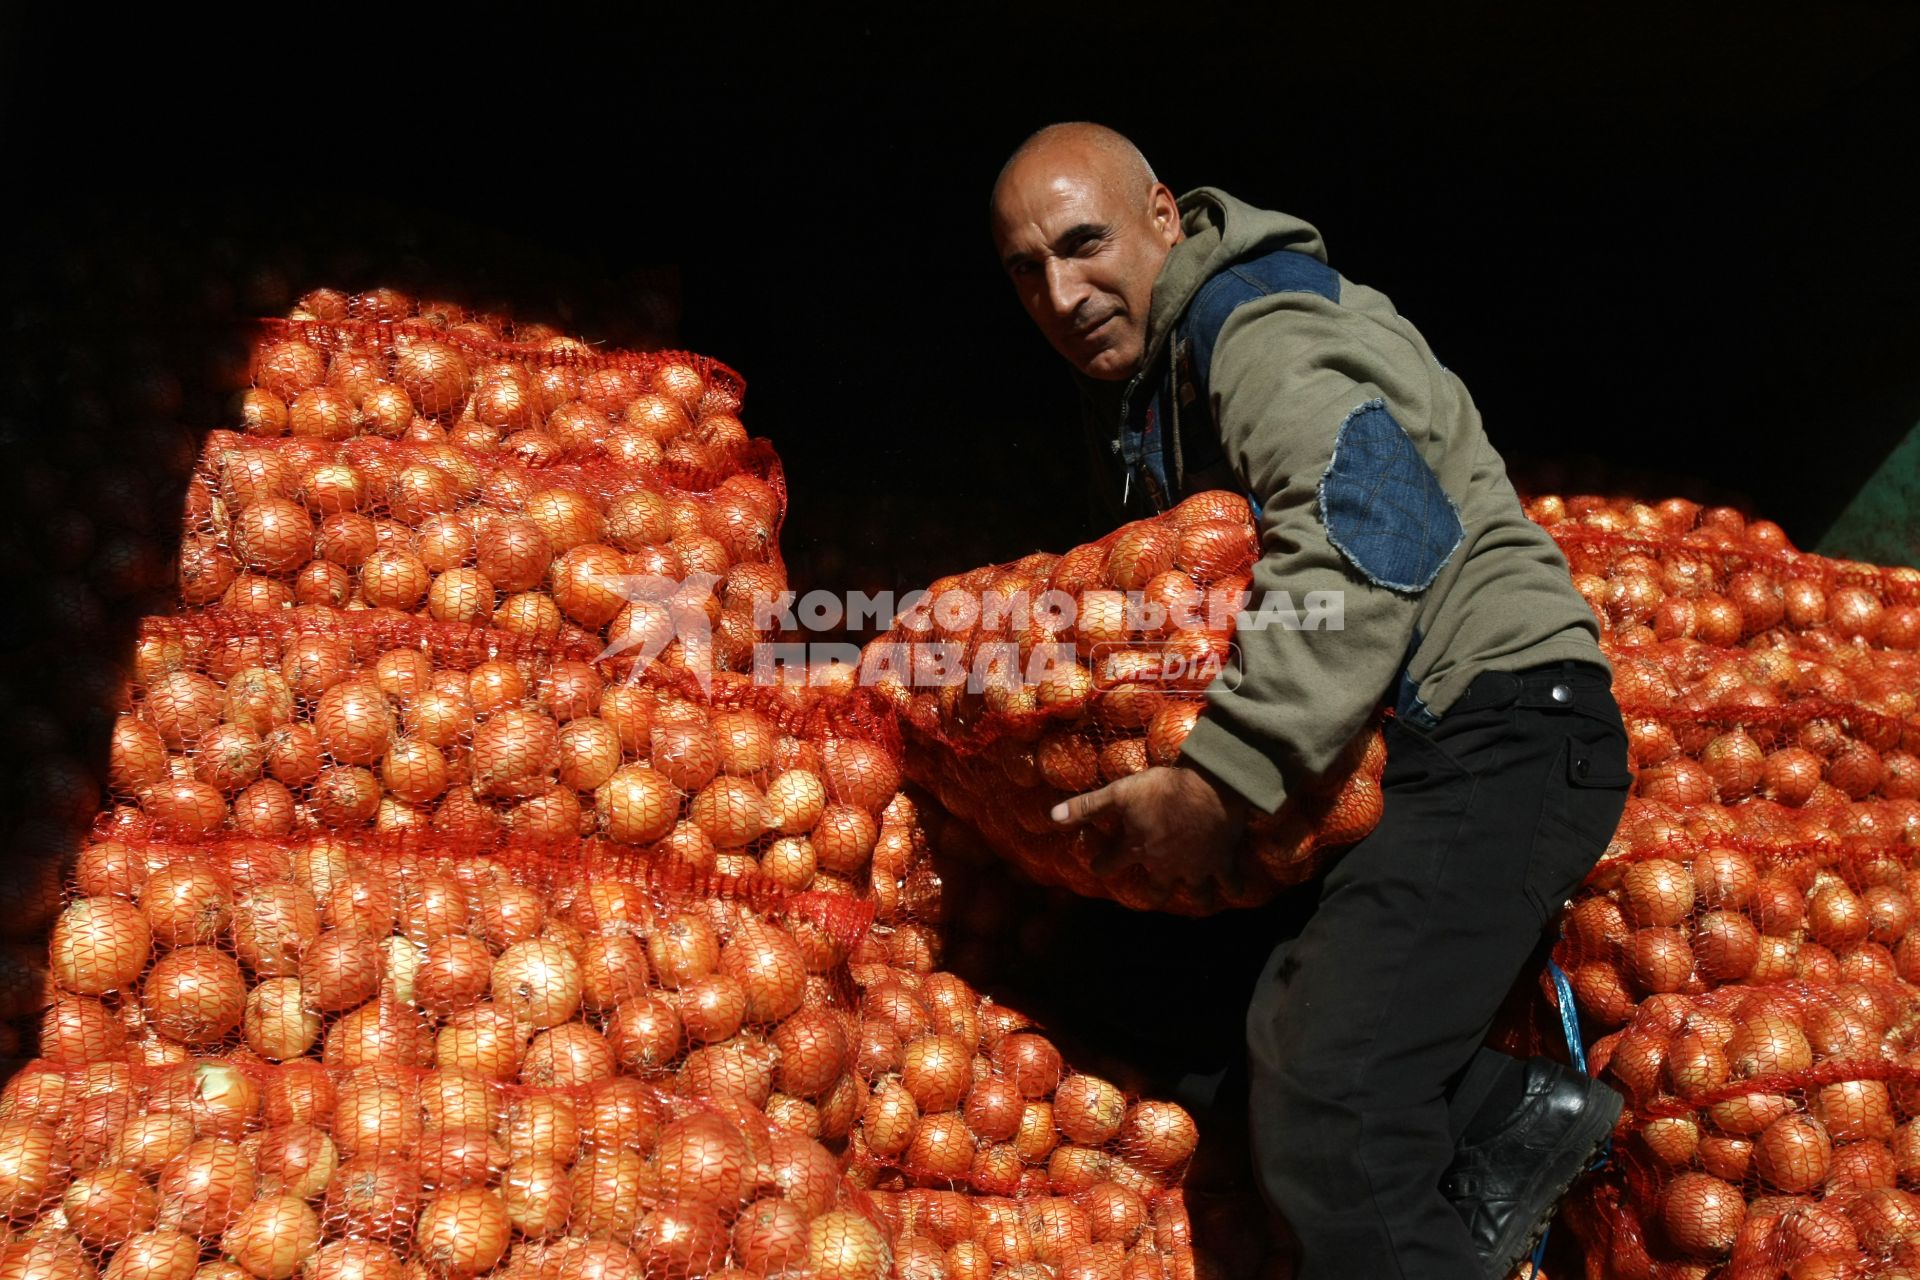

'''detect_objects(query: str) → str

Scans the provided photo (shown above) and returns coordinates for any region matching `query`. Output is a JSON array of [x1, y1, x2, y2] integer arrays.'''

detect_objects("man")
[[990, 123, 1633, 1280]]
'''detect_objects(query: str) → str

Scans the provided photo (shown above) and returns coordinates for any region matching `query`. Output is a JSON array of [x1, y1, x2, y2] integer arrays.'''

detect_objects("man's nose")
[[1042, 259, 1083, 319]]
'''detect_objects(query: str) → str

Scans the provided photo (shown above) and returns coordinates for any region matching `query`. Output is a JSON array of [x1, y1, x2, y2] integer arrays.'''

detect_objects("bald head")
[[992, 123, 1160, 213], [990, 123, 1183, 380]]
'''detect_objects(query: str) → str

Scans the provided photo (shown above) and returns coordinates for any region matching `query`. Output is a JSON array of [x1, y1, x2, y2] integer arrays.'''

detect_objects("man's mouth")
[[1076, 313, 1118, 341]]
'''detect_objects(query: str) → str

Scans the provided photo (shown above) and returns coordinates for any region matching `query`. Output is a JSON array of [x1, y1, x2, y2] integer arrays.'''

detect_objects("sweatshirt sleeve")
[[1176, 289, 1458, 814]]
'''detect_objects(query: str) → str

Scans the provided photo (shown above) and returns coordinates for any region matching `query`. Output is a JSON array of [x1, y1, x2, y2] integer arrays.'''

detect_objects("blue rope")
[[1518, 958, 1609, 1279], [1549, 958, 1587, 1076]]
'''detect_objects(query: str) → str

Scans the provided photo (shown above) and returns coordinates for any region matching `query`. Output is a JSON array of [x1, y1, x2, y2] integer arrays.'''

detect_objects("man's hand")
[[1051, 765, 1250, 885]]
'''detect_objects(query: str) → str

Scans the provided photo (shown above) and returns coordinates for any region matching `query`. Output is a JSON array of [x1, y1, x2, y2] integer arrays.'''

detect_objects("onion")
[[598, 765, 680, 845], [141, 947, 245, 1045], [322, 1153, 421, 1243], [646, 715, 718, 793], [287, 385, 362, 443], [248, 1121, 337, 1201], [1826, 1139, 1897, 1195], [435, 1002, 529, 1080], [303, 1240, 409, 1280], [1755, 1113, 1834, 1194], [635, 914, 715, 994], [1813, 1079, 1895, 1143], [241, 977, 318, 1061], [154, 1138, 255, 1240], [720, 920, 808, 1023], [414, 935, 494, 1017], [1661, 1030, 1729, 1103], [414, 1189, 511, 1278], [805, 1210, 893, 1280], [689, 777, 767, 849], [1690, 911, 1760, 982], [551, 544, 631, 628], [1116, 1101, 1197, 1171], [416, 1125, 508, 1192], [609, 995, 684, 1073], [215, 1192, 319, 1279], [492, 939, 583, 1029], [231, 881, 320, 977], [0, 1118, 68, 1219], [900, 1035, 975, 1115], [474, 515, 553, 594], [1053, 1075, 1127, 1147], [40, 997, 125, 1066], [734, 1197, 810, 1276], [952, 1079, 1022, 1147], [1661, 1171, 1744, 1257], [654, 1112, 755, 1211], [522, 1022, 615, 1089], [569, 1146, 647, 1236], [50, 897, 150, 995], [1621, 859, 1694, 927], [1810, 882, 1872, 949], [822, 740, 902, 814], [813, 805, 880, 876], [670, 974, 746, 1045], [770, 1006, 849, 1100], [331, 1076, 422, 1162], [260, 1060, 334, 1128]]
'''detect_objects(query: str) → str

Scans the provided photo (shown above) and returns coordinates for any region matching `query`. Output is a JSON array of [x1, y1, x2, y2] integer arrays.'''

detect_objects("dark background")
[[8, 5, 1920, 574], [2, 4, 1919, 1004]]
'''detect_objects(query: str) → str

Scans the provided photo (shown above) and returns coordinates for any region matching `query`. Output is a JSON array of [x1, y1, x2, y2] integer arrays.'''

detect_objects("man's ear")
[[1149, 183, 1183, 246]]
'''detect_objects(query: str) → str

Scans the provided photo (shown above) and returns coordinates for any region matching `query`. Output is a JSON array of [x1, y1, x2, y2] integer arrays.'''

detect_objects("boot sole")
[[1485, 1082, 1624, 1279]]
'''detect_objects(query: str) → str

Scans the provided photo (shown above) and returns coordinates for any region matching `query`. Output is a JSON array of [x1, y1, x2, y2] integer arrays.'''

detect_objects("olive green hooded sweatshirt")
[[1113, 189, 1605, 814]]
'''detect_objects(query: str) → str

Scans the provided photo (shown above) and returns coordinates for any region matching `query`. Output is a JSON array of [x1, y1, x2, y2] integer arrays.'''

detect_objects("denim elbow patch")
[[1316, 400, 1464, 593]]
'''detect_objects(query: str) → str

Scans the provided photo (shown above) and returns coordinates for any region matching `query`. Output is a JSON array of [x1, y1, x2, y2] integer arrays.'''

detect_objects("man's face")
[[993, 164, 1182, 381]]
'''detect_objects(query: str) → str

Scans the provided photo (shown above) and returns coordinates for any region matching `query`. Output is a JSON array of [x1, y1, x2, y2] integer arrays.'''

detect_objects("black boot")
[[1439, 1058, 1622, 1279]]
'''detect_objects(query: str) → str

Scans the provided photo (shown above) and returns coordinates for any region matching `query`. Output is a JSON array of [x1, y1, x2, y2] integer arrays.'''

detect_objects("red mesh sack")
[[12, 801, 900, 1275], [178, 427, 789, 680], [866, 1185, 1198, 1280], [864, 492, 1385, 916], [1515, 493, 1920, 1279], [834, 959, 1198, 1201], [103, 609, 909, 890]]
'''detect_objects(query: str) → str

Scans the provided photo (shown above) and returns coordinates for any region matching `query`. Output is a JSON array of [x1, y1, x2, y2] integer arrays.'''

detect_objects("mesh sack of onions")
[[179, 427, 788, 679], [1500, 492, 1920, 1279], [7, 814, 907, 1279], [1569, 981, 1920, 1279], [866, 1185, 1199, 1280], [863, 491, 1385, 916], [834, 958, 1198, 1203], [245, 289, 750, 476], [104, 609, 914, 891]]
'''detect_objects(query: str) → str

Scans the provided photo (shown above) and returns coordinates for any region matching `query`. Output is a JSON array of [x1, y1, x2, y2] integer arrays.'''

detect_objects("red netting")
[[176, 429, 789, 676], [833, 959, 1197, 1200], [1516, 495, 1920, 1279], [865, 1185, 1198, 1280], [0, 291, 1202, 1280], [864, 495, 1385, 916]]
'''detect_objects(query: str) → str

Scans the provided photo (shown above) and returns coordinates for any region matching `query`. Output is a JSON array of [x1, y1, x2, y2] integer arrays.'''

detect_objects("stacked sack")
[[864, 494, 1385, 917], [1523, 495, 1920, 1279], [0, 288, 1204, 1280]]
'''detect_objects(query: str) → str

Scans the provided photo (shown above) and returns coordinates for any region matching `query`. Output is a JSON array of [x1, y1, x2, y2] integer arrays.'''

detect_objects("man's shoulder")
[[1182, 246, 1344, 388]]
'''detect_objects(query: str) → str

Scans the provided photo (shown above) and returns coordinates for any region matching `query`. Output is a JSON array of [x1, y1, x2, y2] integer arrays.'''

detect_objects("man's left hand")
[[1051, 765, 1250, 885]]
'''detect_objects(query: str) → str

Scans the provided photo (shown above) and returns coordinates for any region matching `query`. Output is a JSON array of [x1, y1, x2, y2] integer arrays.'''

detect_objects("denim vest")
[[1107, 246, 1457, 728], [1111, 246, 1342, 519]]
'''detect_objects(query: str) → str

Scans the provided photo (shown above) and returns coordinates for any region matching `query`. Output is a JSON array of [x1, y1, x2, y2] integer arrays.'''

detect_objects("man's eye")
[[1072, 237, 1103, 256]]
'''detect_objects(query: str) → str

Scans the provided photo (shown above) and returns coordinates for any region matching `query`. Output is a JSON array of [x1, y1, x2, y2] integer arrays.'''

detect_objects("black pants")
[[1247, 661, 1631, 1280]]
